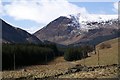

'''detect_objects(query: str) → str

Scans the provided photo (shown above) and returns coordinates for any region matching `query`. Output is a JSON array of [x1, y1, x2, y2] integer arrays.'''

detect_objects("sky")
[[0, 0, 119, 34]]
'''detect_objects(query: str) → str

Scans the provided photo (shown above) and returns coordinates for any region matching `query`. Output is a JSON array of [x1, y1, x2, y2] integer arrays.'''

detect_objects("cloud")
[[3, 0, 88, 25], [113, 2, 118, 12], [114, 2, 118, 10], [2, 0, 89, 33], [0, 0, 4, 16]]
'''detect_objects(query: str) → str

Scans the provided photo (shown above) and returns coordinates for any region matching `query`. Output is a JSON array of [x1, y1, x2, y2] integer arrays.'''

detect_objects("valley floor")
[[2, 60, 119, 79], [2, 38, 120, 79]]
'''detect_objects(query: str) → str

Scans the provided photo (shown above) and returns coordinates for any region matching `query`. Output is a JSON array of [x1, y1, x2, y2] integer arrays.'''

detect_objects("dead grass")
[[75, 37, 119, 66], [2, 37, 120, 78], [48, 57, 66, 65], [49, 37, 119, 66]]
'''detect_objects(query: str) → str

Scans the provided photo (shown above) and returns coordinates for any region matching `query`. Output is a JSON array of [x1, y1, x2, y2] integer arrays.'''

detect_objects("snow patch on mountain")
[[67, 13, 80, 29], [67, 13, 118, 32]]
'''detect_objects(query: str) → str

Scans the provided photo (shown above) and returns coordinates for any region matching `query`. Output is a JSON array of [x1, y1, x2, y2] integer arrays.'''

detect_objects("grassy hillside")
[[48, 37, 119, 66], [2, 37, 119, 79], [75, 37, 119, 66]]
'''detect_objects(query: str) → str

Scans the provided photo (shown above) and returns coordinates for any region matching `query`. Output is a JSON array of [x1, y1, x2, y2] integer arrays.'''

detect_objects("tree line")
[[2, 43, 94, 70], [2, 43, 60, 70], [64, 45, 94, 61]]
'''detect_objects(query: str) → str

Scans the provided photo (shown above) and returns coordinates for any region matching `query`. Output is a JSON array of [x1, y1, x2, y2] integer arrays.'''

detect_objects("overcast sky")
[[0, 0, 119, 33]]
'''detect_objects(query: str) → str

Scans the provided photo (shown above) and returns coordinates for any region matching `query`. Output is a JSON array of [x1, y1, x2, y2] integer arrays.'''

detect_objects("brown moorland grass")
[[2, 37, 120, 78], [48, 37, 119, 66]]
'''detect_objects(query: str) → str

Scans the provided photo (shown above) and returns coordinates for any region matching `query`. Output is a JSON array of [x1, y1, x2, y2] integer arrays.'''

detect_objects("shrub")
[[99, 43, 111, 49]]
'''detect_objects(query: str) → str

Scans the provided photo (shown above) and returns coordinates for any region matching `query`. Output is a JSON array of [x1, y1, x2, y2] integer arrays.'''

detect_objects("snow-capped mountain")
[[67, 13, 118, 32], [34, 13, 119, 45]]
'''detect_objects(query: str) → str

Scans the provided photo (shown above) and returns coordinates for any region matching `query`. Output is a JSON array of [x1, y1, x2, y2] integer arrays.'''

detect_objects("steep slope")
[[1, 19, 41, 44], [72, 28, 120, 46], [34, 14, 119, 45], [34, 16, 81, 45]]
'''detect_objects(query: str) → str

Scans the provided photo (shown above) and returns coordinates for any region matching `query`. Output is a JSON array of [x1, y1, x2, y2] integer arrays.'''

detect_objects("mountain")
[[34, 16, 82, 45], [34, 14, 119, 45], [1, 19, 41, 44]]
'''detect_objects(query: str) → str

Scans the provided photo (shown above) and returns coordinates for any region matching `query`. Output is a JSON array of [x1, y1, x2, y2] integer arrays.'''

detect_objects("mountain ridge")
[[1, 19, 41, 44], [34, 14, 119, 45]]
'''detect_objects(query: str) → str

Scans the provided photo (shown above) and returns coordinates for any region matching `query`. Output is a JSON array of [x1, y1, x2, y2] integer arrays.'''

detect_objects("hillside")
[[58, 37, 120, 78], [49, 37, 119, 66], [2, 37, 119, 79], [1, 19, 41, 44], [75, 37, 119, 66], [34, 15, 119, 45]]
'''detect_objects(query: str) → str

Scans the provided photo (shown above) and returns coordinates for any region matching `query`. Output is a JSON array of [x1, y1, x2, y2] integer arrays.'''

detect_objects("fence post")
[[97, 50, 100, 66], [45, 54, 47, 64], [94, 45, 96, 54], [13, 52, 16, 70], [83, 51, 85, 66]]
